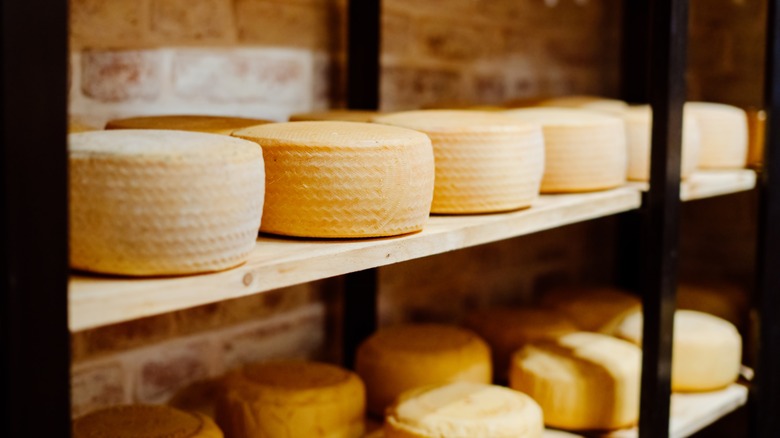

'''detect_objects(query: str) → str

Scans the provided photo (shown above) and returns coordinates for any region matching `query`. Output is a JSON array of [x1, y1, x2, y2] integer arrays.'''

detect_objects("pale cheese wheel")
[[105, 115, 272, 135], [509, 332, 641, 431], [289, 109, 381, 122], [355, 324, 492, 416], [464, 307, 578, 381], [233, 121, 434, 238], [73, 405, 223, 438], [539, 287, 641, 334], [385, 381, 544, 438], [69, 130, 264, 276], [215, 361, 365, 438], [685, 102, 748, 168], [537, 95, 629, 114], [374, 110, 545, 213], [502, 108, 627, 193], [615, 309, 742, 392]]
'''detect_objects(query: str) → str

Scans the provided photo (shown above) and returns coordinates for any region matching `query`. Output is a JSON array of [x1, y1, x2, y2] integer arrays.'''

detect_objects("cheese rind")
[[72, 404, 223, 438], [69, 130, 264, 276], [385, 382, 544, 438], [373, 110, 545, 214], [234, 121, 435, 238], [509, 332, 641, 431], [356, 324, 492, 416], [105, 115, 272, 135], [537, 95, 629, 114], [539, 287, 641, 334], [685, 102, 748, 168], [215, 361, 366, 438], [289, 109, 381, 122]]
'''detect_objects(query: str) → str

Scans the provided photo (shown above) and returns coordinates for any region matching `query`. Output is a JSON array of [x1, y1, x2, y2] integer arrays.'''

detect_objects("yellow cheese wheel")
[[502, 108, 627, 193], [677, 282, 749, 328], [746, 108, 766, 168], [215, 361, 365, 438], [289, 109, 381, 122], [72, 404, 223, 438], [69, 121, 98, 133], [233, 121, 434, 238], [105, 115, 272, 135], [537, 95, 629, 114], [69, 130, 264, 276], [373, 110, 545, 213], [385, 382, 544, 438], [615, 309, 742, 392], [539, 287, 641, 334], [464, 307, 578, 381], [510, 332, 641, 431], [685, 102, 748, 168], [356, 324, 492, 416]]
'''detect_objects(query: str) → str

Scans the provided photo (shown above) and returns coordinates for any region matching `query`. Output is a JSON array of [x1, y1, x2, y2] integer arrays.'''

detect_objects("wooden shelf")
[[628, 169, 757, 201]]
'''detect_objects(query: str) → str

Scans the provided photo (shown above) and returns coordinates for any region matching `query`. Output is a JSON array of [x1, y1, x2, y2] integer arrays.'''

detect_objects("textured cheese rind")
[[510, 332, 641, 431], [355, 324, 492, 416], [289, 109, 381, 122], [502, 108, 627, 193], [105, 115, 272, 135], [73, 404, 224, 438], [464, 307, 578, 381], [537, 95, 629, 114], [69, 130, 264, 276], [374, 110, 545, 213], [539, 287, 641, 334], [215, 361, 366, 438], [385, 382, 544, 438], [234, 121, 435, 238], [685, 102, 748, 168], [615, 309, 742, 392]]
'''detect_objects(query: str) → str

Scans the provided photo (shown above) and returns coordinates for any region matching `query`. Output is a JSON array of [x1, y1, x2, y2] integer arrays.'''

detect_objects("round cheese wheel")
[[69, 130, 264, 276], [373, 110, 545, 214], [615, 309, 742, 392], [510, 332, 641, 431], [105, 115, 272, 135], [677, 282, 749, 328], [464, 307, 578, 381], [233, 121, 434, 238], [539, 287, 641, 334], [215, 361, 365, 438], [502, 108, 627, 193], [69, 121, 98, 133], [537, 95, 629, 114], [289, 109, 381, 122], [746, 108, 766, 168], [355, 324, 492, 416], [685, 102, 748, 168], [385, 381, 544, 438], [72, 404, 223, 438]]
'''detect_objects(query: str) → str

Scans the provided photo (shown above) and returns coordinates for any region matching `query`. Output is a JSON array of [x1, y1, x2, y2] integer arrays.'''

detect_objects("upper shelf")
[[628, 169, 757, 201]]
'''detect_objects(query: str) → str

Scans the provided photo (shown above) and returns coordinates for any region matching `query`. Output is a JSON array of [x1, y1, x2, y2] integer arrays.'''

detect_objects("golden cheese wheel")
[[685, 102, 748, 168], [464, 307, 578, 382], [374, 110, 545, 214], [69, 130, 264, 276], [677, 282, 749, 328], [537, 95, 629, 114], [72, 404, 223, 438], [502, 108, 627, 193], [105, 115, 272, 135], [746, 108, 766, 168], [356, 324, 492, 416], [289, 109, 381, 122], [234, 121, 434, 238], [385, 382, 544, 438], [539, 287, 641, 334], [510, 332, 641, 431], [215, 361, 366, 438], [69, 121, 98, 133]]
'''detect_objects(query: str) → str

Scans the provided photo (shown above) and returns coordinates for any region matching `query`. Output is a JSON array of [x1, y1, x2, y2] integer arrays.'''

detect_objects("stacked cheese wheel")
[[685, 102, 748, 168], [289, 109, 381, 122], [502, 108, 627, 193], [373, 110, 545, 213], [69, 130, 265, 276], [72, 405, 223, 438], [105, 114, 271, 135], [234, 121, 435, 238], [539, 287, 641, 333], [537, 95, 629, 114]]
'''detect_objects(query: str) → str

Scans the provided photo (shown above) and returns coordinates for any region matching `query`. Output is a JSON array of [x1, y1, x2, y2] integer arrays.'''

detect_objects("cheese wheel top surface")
[[234, 120, 430, 148], [537, 95, 628, 113], [686, 101, 745, 115], [616, 309, 740, 344], [364, 324, 484, 353], [289, 109, 381, 122], [73, 405, 222, 438], [503, 107, 622, 127], [373, 110, 539, 134], [105, 115, 271, 134], [238, 360, 355, 390]]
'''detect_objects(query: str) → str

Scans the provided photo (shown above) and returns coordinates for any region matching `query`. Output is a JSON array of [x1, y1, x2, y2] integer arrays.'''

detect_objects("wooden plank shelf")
[[629, 169, 757, 201]]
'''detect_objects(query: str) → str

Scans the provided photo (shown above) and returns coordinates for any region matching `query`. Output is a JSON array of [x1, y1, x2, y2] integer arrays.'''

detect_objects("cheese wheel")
[[105, 115, 272, 135], [615, 309, 742, 392], [385, 381, 544, 438], [464, 307, 578, 381], [215, 361, 365, 438], [73, 405, 223, 438], [373, 110, 545, 213], [69, 130, 264, 276], [746, 108, 766, 168], [539, 287, 641, 334], [510, 332, 641, 431], [233, 121, 434, 238], [621, 105, 701, 181], [677, 282, 749, 328], [289, 109, 381, 122], [537, 95, 629, 114], [685, 102, 748, 168], [355, 324, 492, 416], [69, 121, 98, 133], [502, 108, 627, 193]]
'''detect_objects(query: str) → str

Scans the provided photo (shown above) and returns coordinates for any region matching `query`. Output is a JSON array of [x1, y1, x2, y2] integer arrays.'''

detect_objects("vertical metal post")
[[638, 1, 688, 438], [1, 0, 71, 436], [347, 0, 381, 110], [342, 269, 378, 368], [751, 0, 780, 436], [620, 0, 650, 104]]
